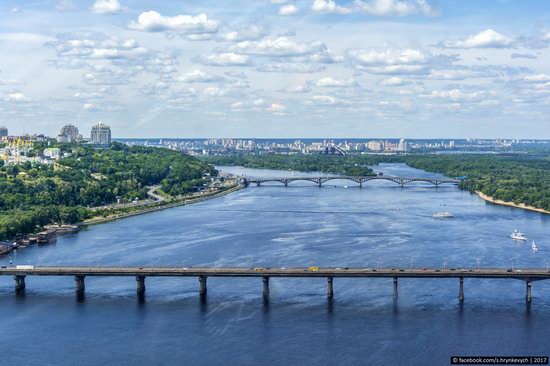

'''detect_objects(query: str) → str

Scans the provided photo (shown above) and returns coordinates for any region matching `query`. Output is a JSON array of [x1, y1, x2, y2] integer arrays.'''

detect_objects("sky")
[[0, 0, 550, 139]]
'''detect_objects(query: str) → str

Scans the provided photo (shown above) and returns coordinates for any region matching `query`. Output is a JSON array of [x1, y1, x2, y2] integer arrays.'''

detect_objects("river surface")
[[1, 164, 549, 365]]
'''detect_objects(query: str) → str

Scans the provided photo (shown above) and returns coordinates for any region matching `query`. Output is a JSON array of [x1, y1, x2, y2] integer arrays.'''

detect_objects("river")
[[1, 164, 549, 365]]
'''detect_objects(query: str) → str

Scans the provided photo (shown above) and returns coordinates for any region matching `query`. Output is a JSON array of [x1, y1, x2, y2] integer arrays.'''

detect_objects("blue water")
[[1, 164, 549, 365]]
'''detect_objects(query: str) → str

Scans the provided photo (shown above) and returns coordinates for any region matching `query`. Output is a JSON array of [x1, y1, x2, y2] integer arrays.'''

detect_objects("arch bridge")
[[243, 176, 462, 188]]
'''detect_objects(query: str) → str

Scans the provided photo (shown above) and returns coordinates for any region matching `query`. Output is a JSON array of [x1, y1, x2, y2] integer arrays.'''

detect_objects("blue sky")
[[1, 0, 550, 138]]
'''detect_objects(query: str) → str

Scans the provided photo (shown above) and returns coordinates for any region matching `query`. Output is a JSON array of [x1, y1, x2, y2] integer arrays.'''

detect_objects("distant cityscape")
[[1, 121, 550, 166], [0, 122, 111, 165], [120, 137, 549, 156]]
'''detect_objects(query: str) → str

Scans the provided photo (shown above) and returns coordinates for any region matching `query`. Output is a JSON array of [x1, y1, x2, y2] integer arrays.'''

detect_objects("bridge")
[[243, 176, 462, 188], [1, 266, 547, 303]]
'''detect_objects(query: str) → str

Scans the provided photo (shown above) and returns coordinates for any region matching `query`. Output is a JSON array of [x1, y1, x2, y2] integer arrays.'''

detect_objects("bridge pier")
[[136, 275, 146, 296], [359, 181, 363, 188], [526, 281, 532, 303], [14, 275, 25, 293], [393, 277, 398, 299], [199, 275, 207, 299], [256, 182, 261, 187], [75, 275, 85, 295], [284, 181, 288, 187], [263, 276, 270, 303], [327, 277, 334, 299], [459, 277, 464, 302]]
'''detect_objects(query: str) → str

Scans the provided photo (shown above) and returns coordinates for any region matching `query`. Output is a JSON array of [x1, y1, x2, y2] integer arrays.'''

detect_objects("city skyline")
[[1, 0, 550, 138]]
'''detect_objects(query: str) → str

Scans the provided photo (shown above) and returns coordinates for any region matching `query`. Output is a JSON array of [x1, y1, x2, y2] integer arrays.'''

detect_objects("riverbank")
[[476, 191, 550, 215], [81, 183, 243, 227]]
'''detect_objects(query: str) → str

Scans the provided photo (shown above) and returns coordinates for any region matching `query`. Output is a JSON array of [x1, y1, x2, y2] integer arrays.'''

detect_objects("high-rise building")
[[59, 124, 80, 142], [90, 122, 111, 144], [0, 126, 8, 138], [398, 139, 408, 152]]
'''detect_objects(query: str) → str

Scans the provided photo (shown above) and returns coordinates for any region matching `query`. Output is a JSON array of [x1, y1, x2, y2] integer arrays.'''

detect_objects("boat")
[[532, 241, 538, 252], [510, 230, 527, 241], [433, 211, 454, 219]]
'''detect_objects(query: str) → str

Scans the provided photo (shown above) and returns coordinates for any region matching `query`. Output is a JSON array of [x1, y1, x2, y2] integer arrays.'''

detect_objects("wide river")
[[1, 164, 549, 365]]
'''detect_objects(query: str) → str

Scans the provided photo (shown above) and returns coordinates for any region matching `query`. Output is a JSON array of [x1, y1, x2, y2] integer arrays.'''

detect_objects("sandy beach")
[[476, 191, 550, 215]]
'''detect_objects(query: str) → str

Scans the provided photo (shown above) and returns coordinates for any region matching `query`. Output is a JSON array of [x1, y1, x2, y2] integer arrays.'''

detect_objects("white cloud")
[[354, 0, 438, 17], [257, 62, 325, 73], [279, 4, 300, 15], [311, 0, 352, 14], [128, 11, 219, 34], [92, 0, 123, 14], [229, 37, 327, 57], [440, 29, 514, 49], [266, 103, 287, 113], [0, 78, 24, 86], [305, 95, 341, 105], [196, 53, 251, 66], [83, 103, 99, 110], [220, 23, 269, 42], [4, 92, 30, 102], [178, 69, 225, 83], [421, 88, 487, 102], [347, 48, 440, 74], [48, 32, 148, 60], [524, 74, 550, 82], [379, 77, 407, 86], [316, 76, 356, 87]]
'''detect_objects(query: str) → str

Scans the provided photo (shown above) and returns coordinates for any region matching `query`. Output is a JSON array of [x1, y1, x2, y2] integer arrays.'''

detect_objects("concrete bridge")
[[1, 266, 547, 303], [243, 176, 462, 188]]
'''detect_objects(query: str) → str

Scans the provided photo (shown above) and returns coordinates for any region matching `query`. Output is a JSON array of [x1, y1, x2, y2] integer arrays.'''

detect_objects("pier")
[[1, 266, 548, 303]]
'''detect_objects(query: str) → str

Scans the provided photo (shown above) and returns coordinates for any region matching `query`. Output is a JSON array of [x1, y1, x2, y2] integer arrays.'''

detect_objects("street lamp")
[[476, 258, 480, 271]]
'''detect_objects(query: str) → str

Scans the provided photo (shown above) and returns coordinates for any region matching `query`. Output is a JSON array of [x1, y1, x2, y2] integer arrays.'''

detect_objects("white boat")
[[532, 240, 538, 252], [433, 211, 453, 219], [510, 230, 527, 241]]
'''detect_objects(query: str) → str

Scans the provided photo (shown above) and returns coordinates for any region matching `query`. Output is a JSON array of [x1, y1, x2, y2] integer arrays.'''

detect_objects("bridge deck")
[[1, 267, 548, 279]]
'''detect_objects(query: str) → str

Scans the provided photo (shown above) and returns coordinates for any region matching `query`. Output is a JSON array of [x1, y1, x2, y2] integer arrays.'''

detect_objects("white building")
[[58, 124, 81, 143], [90, 122, 112, 144], [398, 139, 408, 152]]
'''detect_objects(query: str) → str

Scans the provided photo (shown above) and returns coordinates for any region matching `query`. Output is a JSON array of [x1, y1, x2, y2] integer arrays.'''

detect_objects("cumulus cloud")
[[92, 0, 124, 14], [421, 88, 488, 102], [354, 0, 438, 17], [440, 29, 514, 49], [196, 52, 251, 66], [524, 74, 550, 82], [257, 62, 325, 73], [219, 23, 269, 42], [128, 11, 219, 34], [311, 0, 437, 16], [4, 92, 30, 102], [266, 103, 287, 113], [379, 76, 408, 86], [279, 4, 300, 15], [83, 103, 99, 110], [316, 76, 356, 87], [47, 32, 148, 60], [304, 95, 341, 105], [311, 0, 352, 14], [228, 37, 328, 57], [347, 48, 445, 74], [177, 69, 225, 83]]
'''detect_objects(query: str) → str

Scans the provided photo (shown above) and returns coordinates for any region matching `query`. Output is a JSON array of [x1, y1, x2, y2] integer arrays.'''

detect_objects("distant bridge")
[[0, 266, 545, 303], [243, 176, 462, 188]]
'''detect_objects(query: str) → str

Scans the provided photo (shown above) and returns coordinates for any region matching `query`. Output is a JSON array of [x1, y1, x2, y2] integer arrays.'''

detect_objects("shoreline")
[[475, 191, 550, 215], [80, 183, 243, 227]]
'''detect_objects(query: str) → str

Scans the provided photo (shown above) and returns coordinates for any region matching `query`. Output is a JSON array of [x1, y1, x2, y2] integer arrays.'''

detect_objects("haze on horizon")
[[1, 0, 550, 139]]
